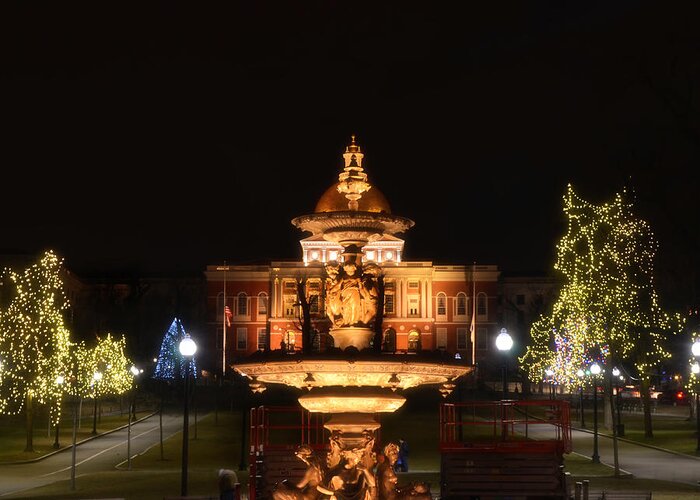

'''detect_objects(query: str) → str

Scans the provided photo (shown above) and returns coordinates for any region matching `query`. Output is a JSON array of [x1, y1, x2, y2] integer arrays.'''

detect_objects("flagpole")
[[471, 262, 476, 367], [222, 262, 227, 378]]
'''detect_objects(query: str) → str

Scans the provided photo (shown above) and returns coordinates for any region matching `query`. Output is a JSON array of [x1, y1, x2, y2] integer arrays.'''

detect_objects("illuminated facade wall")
[[204, 262, 500, 372]]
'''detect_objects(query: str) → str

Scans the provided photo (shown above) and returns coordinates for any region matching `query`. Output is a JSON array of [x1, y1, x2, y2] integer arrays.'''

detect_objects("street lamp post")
[[577, 369, 586, 428], [612, 367, 624, 437], [54, 375, 65, 449], [691, 361, 700, 453], [590, 362, 601, 463], [691, 338, 700, 453], [127, 365, 140, 471], [495, 328, 513, 400], [179, 336, 197, 497], [91, 371, 102, 435], [70, 380, 79, 491], [545, 369, 555, 400]]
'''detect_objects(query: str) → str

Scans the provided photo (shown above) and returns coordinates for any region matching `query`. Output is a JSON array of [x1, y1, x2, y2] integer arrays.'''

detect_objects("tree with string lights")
[[0, 251, 72, 452], [86, 333, 134, 398], [153, 318, 197, 381], [521, 185, 684, 438]]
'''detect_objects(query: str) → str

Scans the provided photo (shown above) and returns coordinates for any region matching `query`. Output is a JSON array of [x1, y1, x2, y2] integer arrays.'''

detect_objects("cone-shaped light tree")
[[521, 185, 684, 437], [153, 318, 197, 381], [0, 251, 72, 451]]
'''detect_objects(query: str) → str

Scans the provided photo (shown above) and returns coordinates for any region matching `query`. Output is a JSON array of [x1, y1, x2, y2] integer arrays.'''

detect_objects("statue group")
[[325, 257, 380, 329], [272, 442, 431, 500]]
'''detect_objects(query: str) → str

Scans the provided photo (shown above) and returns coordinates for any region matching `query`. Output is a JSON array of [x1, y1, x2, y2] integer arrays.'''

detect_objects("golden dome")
[[315, 182, 392, 214]]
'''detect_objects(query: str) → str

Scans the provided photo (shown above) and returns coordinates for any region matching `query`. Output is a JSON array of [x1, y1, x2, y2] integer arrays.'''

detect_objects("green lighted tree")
[[0, 251, 72, 452], [521, 185, 683, 437]]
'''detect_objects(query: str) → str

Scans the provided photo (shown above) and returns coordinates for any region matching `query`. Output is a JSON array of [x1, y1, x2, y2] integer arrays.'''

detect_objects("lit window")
[[408, 331, 421, 352], [310, 250, 319, 260], [385, 251, 393, 260], [457, 328, 468, 349], [436, 328, 447, 349], [365, 250, 375, 261], [329, 250, 338, 261], [456, 293, 467, 316], [258, 293, 268, 315], [477, 293, 487, 317], [437, 293, 447, 317], [237, 328, 247, 350], [384, 293, 395, 314], [237, 292, 248, 316], [257, 328, 267, 350]]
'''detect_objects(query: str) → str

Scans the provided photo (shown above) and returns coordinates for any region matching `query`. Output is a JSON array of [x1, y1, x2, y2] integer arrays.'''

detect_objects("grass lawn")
[[584, 406, 700, 456], [5, 410, 247, 500]]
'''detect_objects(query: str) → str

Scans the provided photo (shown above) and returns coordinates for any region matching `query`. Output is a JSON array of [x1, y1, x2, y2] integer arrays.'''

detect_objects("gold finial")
[[346, 134, 361, 153]]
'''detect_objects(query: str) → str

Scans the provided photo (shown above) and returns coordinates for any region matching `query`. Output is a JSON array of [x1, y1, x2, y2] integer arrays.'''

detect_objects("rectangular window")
[[284, 295, 296, 318], [384, 293, 395, 315], [257, 328, 267, 351], [437, 296, 446, 316], [516, 294, 525, 306], [457, 328, 468, 350], [309, 294, 320, 314], [456, 296, 467, 316], [436, 328, 448, 349], [408, 297, 419, 317], [236, 328, 247, 350], [238, 294, 248, 316], [408, 280, 419, 289], [477, 327, 488, 350], [258, 295, 268, 315]]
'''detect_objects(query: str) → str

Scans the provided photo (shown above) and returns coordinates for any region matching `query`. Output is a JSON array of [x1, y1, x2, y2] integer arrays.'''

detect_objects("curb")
[[0, 411, 159, 466]]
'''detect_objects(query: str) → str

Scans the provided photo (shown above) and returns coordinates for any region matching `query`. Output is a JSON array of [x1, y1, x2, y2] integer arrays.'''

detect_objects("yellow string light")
[[520, 185, 684, 387]]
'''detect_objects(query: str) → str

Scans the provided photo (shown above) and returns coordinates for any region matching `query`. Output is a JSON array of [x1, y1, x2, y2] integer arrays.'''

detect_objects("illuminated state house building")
[[204, 138, 500, 373]]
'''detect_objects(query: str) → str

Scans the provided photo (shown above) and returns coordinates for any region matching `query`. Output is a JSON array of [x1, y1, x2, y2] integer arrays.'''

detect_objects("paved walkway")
[[569, 424, 700, 486], [517, 418, 700, 487]]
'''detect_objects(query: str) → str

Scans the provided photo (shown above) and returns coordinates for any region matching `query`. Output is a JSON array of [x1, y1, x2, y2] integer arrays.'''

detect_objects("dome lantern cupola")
[[337, 135, 371, 211]]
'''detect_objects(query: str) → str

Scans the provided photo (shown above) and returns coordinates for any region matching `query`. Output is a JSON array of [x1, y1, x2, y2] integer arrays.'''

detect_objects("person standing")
[[396, 438, 409, 473]]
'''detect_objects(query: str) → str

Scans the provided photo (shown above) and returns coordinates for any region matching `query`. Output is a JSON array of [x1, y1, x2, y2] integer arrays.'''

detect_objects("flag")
[[224, 305, 232, 327]]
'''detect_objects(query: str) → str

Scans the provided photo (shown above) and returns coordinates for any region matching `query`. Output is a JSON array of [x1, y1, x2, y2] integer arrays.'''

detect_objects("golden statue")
[[324, 257, 379, 330]]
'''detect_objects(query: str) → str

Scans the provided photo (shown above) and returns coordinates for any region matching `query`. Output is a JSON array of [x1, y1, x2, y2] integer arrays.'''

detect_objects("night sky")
[[1, 2, 698, 307]]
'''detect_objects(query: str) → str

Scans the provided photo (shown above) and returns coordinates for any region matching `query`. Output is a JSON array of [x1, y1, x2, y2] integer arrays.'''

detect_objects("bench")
[[441, 451, 569, 499], [599, 491, 652, 500]]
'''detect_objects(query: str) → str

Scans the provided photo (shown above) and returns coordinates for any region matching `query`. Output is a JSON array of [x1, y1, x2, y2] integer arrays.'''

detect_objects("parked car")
[[618, 385, 662, 399], [657, 389, 689, 405]]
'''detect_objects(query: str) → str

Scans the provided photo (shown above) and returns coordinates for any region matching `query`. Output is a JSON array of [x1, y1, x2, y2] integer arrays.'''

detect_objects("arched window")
[[408, 330, 421, 353], [382, 328, 396, 353], [477, 292, 487, 318], [237, 292, 248, 316], [436, 292, 447, 319], [258, 292, 268, 316], [456, 292, 467, 317]]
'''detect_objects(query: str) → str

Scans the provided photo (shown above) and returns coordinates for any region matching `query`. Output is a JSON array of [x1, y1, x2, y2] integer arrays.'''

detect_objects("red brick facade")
[[204, 262, 500, 373]]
